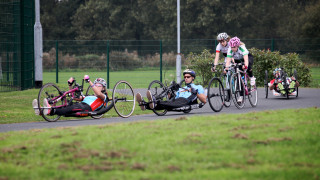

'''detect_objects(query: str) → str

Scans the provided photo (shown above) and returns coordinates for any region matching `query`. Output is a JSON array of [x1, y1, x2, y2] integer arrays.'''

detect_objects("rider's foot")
[[272, 90, 281, 96], [136, 93, 146, 111], [32, 99, 40, 115], [250, 76, 256, 86], [146, 90, 156, 109], [43, 98, 52, 115], [237, 96, 243, 103], [289, 91, 297, 96]]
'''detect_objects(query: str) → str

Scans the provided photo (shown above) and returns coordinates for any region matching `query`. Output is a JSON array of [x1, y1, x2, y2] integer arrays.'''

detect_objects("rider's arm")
[[226, 57, 232, 69], [197, 93, 206, 104], [243, 54, 249, 68]]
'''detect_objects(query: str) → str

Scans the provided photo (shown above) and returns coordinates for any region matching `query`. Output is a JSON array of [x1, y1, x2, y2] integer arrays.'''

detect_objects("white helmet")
[[217, 32, 229, 41], [94, 78, 107, 88]]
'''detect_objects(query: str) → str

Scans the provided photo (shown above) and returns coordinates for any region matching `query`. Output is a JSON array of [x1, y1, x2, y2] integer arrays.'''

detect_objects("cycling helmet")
[[229, 37, 241, 47], [217, 32, 229, 41], [273, 68, 281, 76], [94, 78, 107, 88], [183, 69, 196, 79]]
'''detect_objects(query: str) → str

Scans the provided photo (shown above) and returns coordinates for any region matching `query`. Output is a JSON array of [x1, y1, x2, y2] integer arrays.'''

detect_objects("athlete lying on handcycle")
[[136, 69, 206, 113], [269, 68, 299, 96]]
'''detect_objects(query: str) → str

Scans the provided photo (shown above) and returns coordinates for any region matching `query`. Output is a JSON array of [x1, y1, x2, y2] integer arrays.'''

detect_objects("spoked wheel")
[[247, 74, 258, 107], [112, 80, 135, 118], [220, 74, 231, 107], [148, 80, 168, 116], [86, 85, 105, 119], [38, 83, 63, 122], [207, 77, 224, 112], [294, 69, 299, 97], [231, 74, 245, 109], [264, 70, 268, 99]]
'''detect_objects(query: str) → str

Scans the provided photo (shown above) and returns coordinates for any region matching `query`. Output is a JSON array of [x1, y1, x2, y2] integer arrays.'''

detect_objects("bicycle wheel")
[[38, 83, 63, 122], [220, 74, 231, 107], [85, 85, 104, 119], [207, 77, 224, 112], [112, 81, 135, 118], [230, 74, 245, 109], [247, 74, 258, 107], [148, 80, 168, 116], [294, 69, 298, 97], [264, 70, 268, 99]]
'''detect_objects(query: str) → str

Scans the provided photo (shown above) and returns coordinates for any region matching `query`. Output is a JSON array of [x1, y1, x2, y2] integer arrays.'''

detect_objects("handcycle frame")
[[147, 80, 205, 116], [36, 79, 135, 122], [264, 68, 298, 99]]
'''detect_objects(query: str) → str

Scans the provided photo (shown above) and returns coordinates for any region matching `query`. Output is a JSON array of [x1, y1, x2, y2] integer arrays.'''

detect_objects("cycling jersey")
[[82, 95, 107, 111], [216, 43, 229, 58], [175, 83, 205, 99], [227, 44, 249, 61]]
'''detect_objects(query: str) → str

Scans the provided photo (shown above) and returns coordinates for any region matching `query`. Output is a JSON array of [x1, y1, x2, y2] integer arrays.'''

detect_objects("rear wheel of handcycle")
[[86, 85, 105, 119], [247, 74, 258, 107], [230, 74, 245, 109], [37, 83, 62, 122], [148, 80, 168, 116], [112, 80, 135, 118], [207, 77, 224, 112], [294, 69, 298, 97], [264, 70, 268, 99], [220, 74, 231, 108]]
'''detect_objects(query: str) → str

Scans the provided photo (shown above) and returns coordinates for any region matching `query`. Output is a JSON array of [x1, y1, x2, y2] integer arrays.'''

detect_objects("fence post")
[[271, 38, 274, 52], [56, 40, 59, 83], [107, 40, 110, 89], [160, 40, 162, 83]]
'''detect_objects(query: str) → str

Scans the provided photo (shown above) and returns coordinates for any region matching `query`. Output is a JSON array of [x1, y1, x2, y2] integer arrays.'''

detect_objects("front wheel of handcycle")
[[230, 74, 245, 109], [37, 83, 63, 122], [112, 80, 135, 118], [148, 80, 168, 116], [207, 77, 224, 112]]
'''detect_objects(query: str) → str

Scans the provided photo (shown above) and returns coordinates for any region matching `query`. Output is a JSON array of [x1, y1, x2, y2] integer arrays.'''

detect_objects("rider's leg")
[[157, 97, 189, 110], [50, 103, 92, 116], [136, 93, 146, 111], [248, 54, 255, 85], [32, 99, 40, 115]]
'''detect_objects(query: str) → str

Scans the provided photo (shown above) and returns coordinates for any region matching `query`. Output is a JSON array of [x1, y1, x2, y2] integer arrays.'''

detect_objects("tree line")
[[41, 0, 320, 40]]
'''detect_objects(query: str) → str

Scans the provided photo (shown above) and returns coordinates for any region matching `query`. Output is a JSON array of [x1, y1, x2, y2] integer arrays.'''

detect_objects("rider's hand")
[[68, 77, 74, 86], [243, 65, 248, 70], [84, 75, 90, 82], [211, 65, 216, 72]]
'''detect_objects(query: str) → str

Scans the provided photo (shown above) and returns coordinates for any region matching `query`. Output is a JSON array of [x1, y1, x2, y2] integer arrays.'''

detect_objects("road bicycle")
[[36, 78, 135, 122], [146, 80, 205, 116], [264, 68, 298, 99], [230, 62, 258, 109]]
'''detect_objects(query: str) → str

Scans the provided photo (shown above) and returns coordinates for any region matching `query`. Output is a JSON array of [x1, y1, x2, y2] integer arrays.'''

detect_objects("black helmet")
[[183, 69, 196, 79]]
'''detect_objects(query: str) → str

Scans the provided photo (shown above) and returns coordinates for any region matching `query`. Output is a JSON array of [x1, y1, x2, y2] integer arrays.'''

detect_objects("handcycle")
[[147, 80, 205, 116], [229, 62, 258, 109], [36, 78, 135, 122], [264, 68, 298, 99]]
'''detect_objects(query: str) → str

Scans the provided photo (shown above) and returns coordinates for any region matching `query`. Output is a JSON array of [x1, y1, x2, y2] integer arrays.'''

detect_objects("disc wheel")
[[231, 74, 245, 109], [85, 85, 104, 119], [38, 83, 63, 122], [112, 81, 135, 118], [207, 77, 224, 112], [148, 80, 168, 116], [220, 74, 231, 107], [247, 74, 258, 107], [264, 70, 268, 98]]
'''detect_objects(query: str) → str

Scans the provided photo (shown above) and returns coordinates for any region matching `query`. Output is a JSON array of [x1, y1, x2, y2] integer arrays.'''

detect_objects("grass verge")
[[0, 108, 319, 180]]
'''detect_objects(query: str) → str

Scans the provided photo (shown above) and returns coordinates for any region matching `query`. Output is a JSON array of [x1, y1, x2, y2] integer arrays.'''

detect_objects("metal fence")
[[0, 0, 34, 92]]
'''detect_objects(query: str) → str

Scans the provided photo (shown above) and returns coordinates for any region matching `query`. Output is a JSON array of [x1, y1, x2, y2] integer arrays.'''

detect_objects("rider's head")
[[183, 69, 196, 84], [93, 78, 107, 93], [217, 32, 230, 46], [229, 37, 241, 52], [273, 68, 281, 78]]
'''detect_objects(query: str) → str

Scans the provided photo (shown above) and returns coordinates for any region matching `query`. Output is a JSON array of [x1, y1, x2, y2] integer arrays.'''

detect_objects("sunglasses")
[[184, 76, 192, 79], [94, 84, 103, 87]]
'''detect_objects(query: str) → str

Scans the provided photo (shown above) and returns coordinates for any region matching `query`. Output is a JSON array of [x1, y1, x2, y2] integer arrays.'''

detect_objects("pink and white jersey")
[[82, 95, 107, 111]]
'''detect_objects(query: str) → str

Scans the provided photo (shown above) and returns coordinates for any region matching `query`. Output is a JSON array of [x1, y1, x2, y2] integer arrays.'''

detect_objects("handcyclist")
[[269, 68, 299, 96], [225, 36, 256, 102], [32, 75, 109, 116], [136, 69, 206, 111], [212, 32, 233, 72]]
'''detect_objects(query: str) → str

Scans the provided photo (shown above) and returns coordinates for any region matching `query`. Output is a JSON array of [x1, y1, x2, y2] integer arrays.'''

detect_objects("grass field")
[[0, 108, 319, 179]]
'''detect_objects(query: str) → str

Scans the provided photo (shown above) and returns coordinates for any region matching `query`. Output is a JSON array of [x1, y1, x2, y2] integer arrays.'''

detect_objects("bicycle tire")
[[85, 85, 104, 119], [220, 74, 231, 107], [207, 77, 224, 112], [38, 83, 62, 122], [230, 74, 245, 109], [247, 74, 258, 107], [148, 80, 168, 116], [265, 70, 268, 99], [112, 80, 135, 118], [294, 69, 298, 97]]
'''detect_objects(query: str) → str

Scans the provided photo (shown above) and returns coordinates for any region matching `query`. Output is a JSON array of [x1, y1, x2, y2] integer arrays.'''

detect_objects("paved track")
[[1, 88, 319, 133]]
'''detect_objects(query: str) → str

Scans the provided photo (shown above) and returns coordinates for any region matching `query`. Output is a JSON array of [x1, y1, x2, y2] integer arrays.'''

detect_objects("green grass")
[[310, 67, 320, 88], [0, 108, 319, 179]]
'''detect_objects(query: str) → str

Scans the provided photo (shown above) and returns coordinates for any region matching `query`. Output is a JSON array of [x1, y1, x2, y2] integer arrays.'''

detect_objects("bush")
[[186, 48, 312, 87]]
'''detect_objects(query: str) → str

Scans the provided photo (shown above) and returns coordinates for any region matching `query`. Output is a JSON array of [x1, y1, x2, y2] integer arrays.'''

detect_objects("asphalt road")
[[1, 88, 319, 133]]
